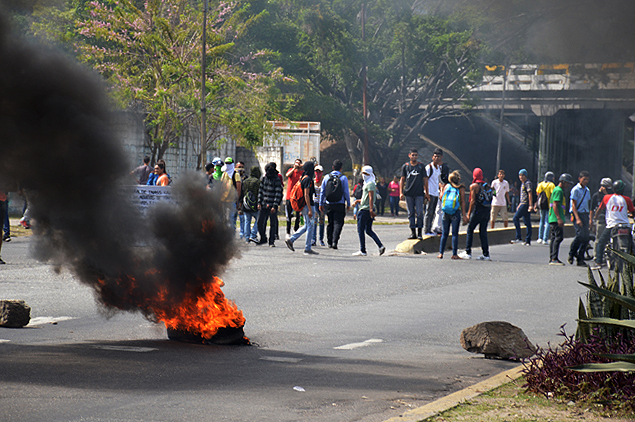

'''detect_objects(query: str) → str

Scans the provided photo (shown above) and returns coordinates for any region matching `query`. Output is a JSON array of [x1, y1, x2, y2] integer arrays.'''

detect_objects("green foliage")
[[574, 248, 635, 372]]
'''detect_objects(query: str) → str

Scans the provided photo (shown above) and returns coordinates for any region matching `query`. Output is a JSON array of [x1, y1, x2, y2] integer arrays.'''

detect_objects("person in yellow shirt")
[[220, 157, 242, 232], [534, 172, 556, 244]]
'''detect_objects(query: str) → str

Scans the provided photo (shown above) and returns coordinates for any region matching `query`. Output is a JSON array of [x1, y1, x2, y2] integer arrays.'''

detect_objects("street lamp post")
[[629, 113, 635, 198], [200, 0, 208, 171]]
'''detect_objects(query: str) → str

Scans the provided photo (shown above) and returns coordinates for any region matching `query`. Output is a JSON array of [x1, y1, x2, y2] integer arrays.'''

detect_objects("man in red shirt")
[[285, 159, 303, 238], [590, 179, 634, 270]]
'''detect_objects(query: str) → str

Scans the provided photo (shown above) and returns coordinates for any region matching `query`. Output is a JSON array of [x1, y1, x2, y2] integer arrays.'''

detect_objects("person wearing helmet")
[[590, 179, 634, 270], [590, 178, 613, 266], [548, 173, 574, 265]]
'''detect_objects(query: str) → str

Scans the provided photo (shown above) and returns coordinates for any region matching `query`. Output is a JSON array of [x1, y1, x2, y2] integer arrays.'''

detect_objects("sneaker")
[[510, 239, 522, 244], [577, 261, 588, 267], [3, 236, 10, 242], [332, 244, 338, 250], [477, 255, 491, 261], [522, 242, 531, 246], [285, 239, 295, 252], [304, 249, 319, 255], [352, 251, 367, 256], [0, 257, 4, 264], [311, 241, 317, 246], [549, 260, 565, 266], [379, 245, 386, 256], [567, 255, 574, 265], [269, 244, 276, 247], [424, 232, 435, 237], [459, 251, 472, 259], [536, 239, 543, 244], [589, 262, 603, 270], [320, 240, 325, 246]]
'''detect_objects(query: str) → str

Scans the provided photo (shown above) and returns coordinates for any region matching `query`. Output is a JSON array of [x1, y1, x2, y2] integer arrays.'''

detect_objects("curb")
[[382, 365, 524, 422]]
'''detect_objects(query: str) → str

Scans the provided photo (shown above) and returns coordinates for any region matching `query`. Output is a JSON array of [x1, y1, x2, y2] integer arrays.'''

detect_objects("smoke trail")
[[0, 12, 238, 322]]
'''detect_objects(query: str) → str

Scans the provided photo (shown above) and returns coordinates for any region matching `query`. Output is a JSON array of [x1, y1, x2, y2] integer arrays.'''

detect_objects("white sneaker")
[[352, 251, 367, 256], [536, 239, 543, 244], [459, 251, 472, 259], [477, 255, 491, 261]]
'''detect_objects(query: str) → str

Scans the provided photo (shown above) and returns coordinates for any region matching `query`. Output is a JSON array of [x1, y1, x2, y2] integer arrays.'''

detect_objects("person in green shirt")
[[352, 165, 386, 257], [548, 173, 573, 265]]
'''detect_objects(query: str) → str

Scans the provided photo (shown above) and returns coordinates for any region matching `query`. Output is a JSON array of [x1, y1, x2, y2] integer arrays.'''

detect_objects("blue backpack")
[[441, 186, 460, 215]]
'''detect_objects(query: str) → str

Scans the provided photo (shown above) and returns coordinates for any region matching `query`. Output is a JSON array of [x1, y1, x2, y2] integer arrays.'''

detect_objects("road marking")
[[0, 340, 10, 344], [27, 316, 76, 327], [93, 345, 158, 353], [334, 338, 383, 350], [260, 356, 303, 363]]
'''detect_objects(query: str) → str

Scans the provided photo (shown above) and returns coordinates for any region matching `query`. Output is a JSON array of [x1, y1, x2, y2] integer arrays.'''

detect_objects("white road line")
[[93, 345, 158, 353], [333, 338, 383, 350], [0, 340, 10, 344], [27, 316, 76, 327], [260, 356, 303, 363]]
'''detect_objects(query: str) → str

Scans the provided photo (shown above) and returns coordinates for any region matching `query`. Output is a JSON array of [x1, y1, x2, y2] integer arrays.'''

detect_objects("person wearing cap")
[[590, 179, 634, 270], [351, 165, 386, 256], [568, 171, 592, 267], [511, 168, 533, 246], [312, 165, 326, 246], [534, 172, 556, 245], [548, 173, 573, 265], [590, 177, 613, 267]]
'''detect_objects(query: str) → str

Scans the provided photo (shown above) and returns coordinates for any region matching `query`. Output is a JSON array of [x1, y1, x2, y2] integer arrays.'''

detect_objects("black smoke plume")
[[0, 12, 238, 322]]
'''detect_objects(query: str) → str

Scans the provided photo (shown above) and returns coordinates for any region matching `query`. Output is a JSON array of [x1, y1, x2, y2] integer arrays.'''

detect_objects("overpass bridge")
[[467, 63, 635, 190]]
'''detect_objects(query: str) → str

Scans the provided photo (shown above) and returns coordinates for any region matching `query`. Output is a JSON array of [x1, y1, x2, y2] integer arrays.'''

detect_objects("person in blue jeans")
[[460, 168, 492, 260], [285, 162, 318, 255], [511, 169, 534, 245], [438, 171, 468, 259]]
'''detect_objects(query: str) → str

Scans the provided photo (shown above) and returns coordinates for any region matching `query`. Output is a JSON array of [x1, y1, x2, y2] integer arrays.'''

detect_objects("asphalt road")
[[0, 223, 590, 422]]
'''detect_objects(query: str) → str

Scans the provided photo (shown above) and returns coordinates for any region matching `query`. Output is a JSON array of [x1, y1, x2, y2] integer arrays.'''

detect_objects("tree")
[[32, 0, 283, 168]]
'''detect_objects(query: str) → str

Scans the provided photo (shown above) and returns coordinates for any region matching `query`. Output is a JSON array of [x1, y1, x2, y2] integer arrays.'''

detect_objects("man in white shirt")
[[423, 148, 449, 236], [490, 169, 510, 229]]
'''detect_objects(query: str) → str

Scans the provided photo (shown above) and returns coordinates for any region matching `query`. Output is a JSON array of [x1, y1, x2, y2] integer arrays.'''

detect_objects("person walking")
[[351, 165, 386, 257], [568, 171, 592, 267], [590, 177, 612, 268], [285, 159, 303, 238], [257, 162, 283, 247], [548, 173, 573, 265], [460, 168, 492, 260], [241, 166, 261, 243], [388, 176, 400, 216], [319, 159, 350, 250], [424, 148, 449, 236], [438, 171, 468, 259], [511, 169, 533, 245], [400, 148, 429, 239], [534, 171, 556, 244], [285, 162, 318, 255], [490, 169, 510, 229], [312, 165, 326, 246]]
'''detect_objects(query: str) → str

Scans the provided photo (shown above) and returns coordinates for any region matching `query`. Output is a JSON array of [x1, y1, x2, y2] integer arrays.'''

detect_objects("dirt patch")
[[426, 377, 635, 422]]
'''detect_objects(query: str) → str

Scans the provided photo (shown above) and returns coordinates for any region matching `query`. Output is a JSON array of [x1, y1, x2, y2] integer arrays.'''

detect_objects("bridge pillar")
[[538, 116, 555, 181]]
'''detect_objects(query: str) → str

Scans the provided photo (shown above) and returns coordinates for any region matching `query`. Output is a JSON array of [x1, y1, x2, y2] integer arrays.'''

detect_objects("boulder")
[[460, 321, 536, 360], [0, 300, 31, 328]]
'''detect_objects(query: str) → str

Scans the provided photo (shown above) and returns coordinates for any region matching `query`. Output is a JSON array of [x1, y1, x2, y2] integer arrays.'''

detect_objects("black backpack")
[[323, 174, 343, 202], [538, 190, 549, 210], [476, 183, 494, 207], [242, 190, 258, 212]]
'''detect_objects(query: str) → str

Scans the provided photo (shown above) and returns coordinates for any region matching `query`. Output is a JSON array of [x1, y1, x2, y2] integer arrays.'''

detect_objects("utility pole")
[[495, 62, 508, 174], [200, 0, 208, 171], [361, 3, 369, 165]]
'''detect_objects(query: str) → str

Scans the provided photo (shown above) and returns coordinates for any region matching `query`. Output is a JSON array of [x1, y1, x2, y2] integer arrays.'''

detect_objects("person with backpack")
[[241, 166, 262, 244], [257, 162, 283, 247], [351, 165, 386, 256], [534, 171, 556, 245], [285, 159, 303, 239], [319, 159, 351, 250], [424, 148, 450, 236], [459, 168, 493, 260], [312, 165, 326, 246], [589, 177, 613, 268], [438, 171, 468, 259], [568, 170, 592, 267], [285, 161, 318, 255], [510, 169, 533, 246]]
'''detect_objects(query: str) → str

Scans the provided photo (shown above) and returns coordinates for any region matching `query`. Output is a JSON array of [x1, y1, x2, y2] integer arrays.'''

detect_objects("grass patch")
[[425, 376, 635, 422]]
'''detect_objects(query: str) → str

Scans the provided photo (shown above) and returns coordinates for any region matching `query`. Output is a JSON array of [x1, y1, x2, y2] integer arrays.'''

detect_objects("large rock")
[[0, 300, 31, 328], [460, 321, 536, 360]]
